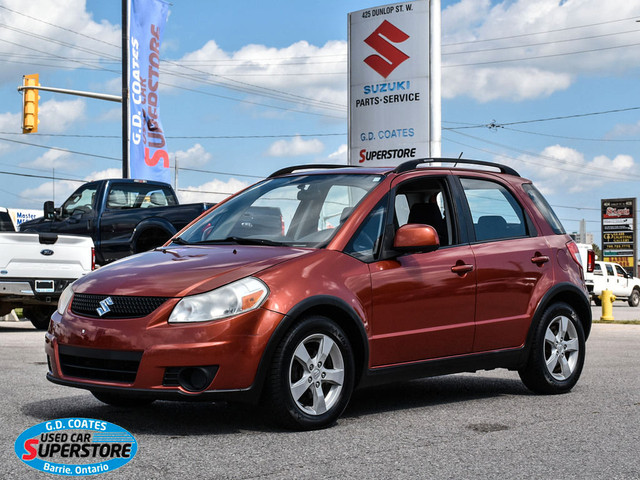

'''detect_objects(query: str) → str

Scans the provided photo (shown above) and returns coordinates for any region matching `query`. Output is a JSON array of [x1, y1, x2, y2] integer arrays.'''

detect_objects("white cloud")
[[327, 144, 348, 164], [265, 136, 324, 157], [0, 0, 120, 83], [39, 98, 86, 133], [172, 39, 347, 116], [20, 149, 73, 170], [178, 178, 248, 204], [514, 145, 635, 194], [442, 0, 640, 101], [172, 143, 212, 168]]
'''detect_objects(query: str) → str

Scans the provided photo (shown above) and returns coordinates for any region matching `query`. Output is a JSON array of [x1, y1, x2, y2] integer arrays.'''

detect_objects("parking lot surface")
[[1, 319, 639, 479]]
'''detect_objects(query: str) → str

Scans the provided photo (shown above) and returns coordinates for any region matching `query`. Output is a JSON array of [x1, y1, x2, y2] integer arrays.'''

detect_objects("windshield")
[[176, 174, 383, 248]]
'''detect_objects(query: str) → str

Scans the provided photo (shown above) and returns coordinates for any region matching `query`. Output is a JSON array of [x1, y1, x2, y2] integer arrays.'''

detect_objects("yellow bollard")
[[599, 289, 616, 321]]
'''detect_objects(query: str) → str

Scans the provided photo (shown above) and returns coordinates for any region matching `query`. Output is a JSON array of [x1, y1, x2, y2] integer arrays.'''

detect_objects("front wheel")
[[519, 302, 586, 394], [628, 289, 640, 307], [263, 316, 355, 430]]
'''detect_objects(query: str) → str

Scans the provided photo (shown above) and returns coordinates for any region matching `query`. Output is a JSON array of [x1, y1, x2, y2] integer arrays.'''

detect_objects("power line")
[[442, 15, 640, 47], [444, 40, 640, 68]]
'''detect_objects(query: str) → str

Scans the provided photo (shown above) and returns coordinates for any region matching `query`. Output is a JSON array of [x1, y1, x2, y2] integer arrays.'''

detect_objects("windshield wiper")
[[193, 236, 285, 246], [171, 236, 190, 245]]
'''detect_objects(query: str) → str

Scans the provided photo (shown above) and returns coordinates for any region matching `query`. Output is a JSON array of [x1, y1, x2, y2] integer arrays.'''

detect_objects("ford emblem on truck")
[[40, 249, 54, 256]]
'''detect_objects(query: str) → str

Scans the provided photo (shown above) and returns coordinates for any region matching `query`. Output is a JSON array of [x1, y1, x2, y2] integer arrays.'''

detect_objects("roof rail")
[[394, 158, 520, 177], [268, 164, 358, 178]]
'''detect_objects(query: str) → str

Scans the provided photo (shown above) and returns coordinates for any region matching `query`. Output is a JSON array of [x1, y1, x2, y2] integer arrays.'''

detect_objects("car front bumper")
[[45, 299, 285, 402]]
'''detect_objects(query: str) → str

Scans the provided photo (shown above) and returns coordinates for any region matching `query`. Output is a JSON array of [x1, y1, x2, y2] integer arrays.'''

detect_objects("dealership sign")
[[127, 0, 171, 183], [15, 418, 138, 476], [348, 1, 429, 167], [601, 198, 636, 271]]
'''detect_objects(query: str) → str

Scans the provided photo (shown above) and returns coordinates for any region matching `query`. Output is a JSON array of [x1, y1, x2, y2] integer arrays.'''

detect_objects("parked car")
[[586, 260, 640, 307], [20, 179, 213, 265], [45, 159, 591, 430], [0, 230, 94, 329]]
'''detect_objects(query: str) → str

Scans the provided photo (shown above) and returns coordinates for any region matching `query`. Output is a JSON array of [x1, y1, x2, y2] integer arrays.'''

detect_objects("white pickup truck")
[[0, 207, 94, 329], [586, 260, 640, 307]]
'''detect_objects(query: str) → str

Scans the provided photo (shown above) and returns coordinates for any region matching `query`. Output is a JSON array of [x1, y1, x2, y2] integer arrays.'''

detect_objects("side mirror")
[[393, 224, 440, 253], [43, 201, 55, 220]]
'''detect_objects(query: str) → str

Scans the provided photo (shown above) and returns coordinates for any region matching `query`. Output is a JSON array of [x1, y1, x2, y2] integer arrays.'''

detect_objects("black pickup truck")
[[20, 179, 213, 265]]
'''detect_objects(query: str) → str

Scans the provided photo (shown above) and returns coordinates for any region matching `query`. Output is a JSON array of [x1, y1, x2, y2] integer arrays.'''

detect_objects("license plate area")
[[35, 280, 55, 293]]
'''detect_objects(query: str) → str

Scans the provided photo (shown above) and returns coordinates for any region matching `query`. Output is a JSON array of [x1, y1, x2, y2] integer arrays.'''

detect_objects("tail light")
[[91, 247, 96, 270], [566, 241, 582, 269], [586, 249, 595, 273]]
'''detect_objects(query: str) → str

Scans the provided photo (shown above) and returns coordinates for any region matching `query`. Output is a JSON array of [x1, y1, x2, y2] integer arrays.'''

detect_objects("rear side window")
[[460, 178, 528, 242], [107, 184, 178, 210], [522, 183, 565, 235]]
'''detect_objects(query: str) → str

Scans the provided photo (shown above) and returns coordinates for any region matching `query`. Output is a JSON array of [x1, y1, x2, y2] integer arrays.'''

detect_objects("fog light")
[[176, 366, 218, 392]]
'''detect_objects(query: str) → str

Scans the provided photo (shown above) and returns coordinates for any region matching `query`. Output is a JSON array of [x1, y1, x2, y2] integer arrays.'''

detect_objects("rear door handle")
[[451, 264, 474, 275], [531, 255, 550, 265]]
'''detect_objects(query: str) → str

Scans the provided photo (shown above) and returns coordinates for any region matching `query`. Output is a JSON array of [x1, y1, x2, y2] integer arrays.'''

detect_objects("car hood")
[[72, 245, 313, 297]]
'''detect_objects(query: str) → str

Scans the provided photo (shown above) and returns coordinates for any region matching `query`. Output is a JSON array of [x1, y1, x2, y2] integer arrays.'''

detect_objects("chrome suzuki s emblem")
[[96, 297, 114, 317], [40, 249, 54, 256]]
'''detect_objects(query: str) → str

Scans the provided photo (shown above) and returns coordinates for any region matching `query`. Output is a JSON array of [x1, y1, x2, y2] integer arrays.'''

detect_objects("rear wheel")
[[23, 306, 56, 330], [628, 288, 640, 307], [519, 302, 585, 394], [92, 391, 155, 407], [263, 316, 354, 430]]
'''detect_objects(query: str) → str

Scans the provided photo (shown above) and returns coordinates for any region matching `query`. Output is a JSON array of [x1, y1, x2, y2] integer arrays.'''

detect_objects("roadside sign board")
[[601, 198, 636, 272]]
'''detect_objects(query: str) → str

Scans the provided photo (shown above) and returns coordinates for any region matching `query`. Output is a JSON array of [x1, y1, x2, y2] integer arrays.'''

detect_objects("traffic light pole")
[[16, 85, 122, 103]]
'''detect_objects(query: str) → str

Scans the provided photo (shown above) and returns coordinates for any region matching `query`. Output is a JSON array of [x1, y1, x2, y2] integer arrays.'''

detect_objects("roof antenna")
[[454, 151, 463, 167]]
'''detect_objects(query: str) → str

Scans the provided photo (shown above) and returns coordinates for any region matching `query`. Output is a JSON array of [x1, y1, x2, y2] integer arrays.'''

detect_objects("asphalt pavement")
[[1, 319, 639, 479]]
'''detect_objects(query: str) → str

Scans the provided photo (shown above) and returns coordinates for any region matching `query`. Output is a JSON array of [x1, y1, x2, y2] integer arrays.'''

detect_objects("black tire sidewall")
[[266, 316, 355, 430], [520, 302, 586, 394], [628, 289, 640, 307]]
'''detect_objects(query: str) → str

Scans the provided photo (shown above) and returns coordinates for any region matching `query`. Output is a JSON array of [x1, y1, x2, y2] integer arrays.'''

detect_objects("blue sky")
[[1, 0, 640, 247]]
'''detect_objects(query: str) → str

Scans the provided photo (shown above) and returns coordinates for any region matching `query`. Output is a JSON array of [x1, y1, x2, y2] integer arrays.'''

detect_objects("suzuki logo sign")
[[96, 297, 114, 317], [364, 20, 410, 78]]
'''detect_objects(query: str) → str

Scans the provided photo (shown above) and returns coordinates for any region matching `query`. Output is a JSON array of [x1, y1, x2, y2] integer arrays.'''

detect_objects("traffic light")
[[22, 74, 39, 134]]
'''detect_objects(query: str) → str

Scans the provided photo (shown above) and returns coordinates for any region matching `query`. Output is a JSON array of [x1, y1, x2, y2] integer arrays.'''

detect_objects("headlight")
[[57, 284, 74, 315], [168, 277, 269, 324]]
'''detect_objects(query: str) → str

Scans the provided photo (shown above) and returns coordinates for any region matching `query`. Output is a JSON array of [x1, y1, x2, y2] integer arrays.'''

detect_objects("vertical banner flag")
[[348, 1, 429, 167], [128, 0, 170, 183], [601, 198, 637, 273]]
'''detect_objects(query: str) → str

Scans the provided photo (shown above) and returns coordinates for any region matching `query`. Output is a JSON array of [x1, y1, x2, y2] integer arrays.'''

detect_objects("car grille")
[[58, 345, 142, 383], [70, 293, 170, 319]]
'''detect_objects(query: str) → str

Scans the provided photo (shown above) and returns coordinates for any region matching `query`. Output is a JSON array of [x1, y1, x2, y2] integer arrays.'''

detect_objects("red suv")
[[45, 159, 591, 430]]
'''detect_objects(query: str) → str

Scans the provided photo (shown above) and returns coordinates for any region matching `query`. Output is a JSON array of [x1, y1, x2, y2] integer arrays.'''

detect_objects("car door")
[[366, 175, 476, 367], [613, 264, 631, 296], [52, 182, 100, 237], [458, 176, 555, 352]]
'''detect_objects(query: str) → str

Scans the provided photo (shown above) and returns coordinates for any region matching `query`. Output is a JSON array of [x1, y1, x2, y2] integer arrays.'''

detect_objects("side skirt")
[[358, 348, 527, 389]]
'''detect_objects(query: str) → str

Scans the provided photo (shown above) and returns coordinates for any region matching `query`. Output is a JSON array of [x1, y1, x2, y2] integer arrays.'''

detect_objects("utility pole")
[[122, 0, 129, 179]]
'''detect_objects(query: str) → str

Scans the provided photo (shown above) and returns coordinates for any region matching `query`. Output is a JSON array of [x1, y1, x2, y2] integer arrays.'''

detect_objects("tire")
[[519, 302, 586, 394], [628, 289, 640, 307], [593, 297, 601, 307], [92, 391, 155, 407], [23, 306, 56, 330], [263, 315, 355, 430]]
